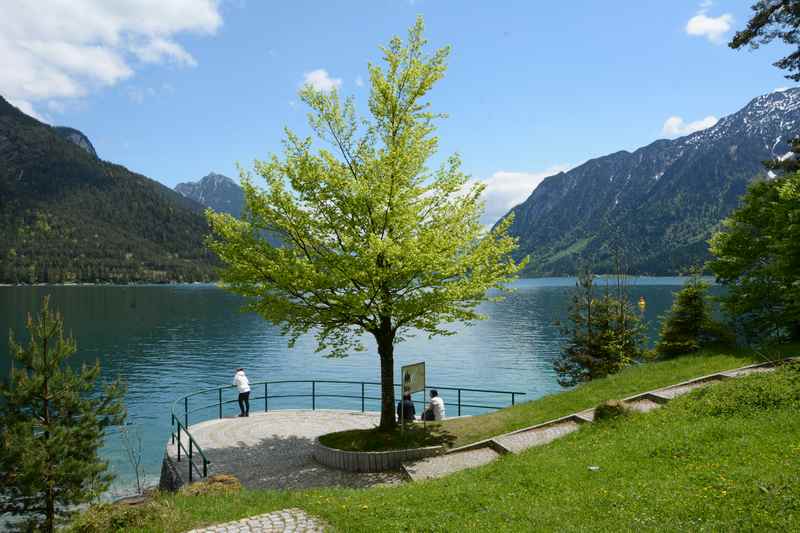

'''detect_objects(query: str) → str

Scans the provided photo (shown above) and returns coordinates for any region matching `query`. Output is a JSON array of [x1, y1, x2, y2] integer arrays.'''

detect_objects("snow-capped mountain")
[[501, 88, 800, 275], [175, 172, 244, 217]]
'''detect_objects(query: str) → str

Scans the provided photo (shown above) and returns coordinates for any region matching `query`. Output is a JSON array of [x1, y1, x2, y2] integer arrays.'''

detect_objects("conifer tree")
[[655, 277, 732, 358], [554, 269, 645, 387], [0, 297, 125, 531]]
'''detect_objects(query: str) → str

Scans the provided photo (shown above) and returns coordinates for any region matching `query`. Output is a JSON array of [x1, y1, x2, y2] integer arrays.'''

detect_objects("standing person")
[[396, 393, 415, 424], [233, 367, 251, 417], [423, 389, 446, 421]]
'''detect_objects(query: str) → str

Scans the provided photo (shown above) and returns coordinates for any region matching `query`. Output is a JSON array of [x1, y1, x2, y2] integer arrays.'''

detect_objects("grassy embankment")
[[71, 344, 800, 532]]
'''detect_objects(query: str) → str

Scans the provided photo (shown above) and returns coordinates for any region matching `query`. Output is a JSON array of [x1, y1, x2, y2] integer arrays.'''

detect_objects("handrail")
[[169, 378, 526, 482]]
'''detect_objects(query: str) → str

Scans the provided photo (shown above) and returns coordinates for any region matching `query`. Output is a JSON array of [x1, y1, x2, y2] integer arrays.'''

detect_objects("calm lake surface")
[[0, 278, 712, 495]]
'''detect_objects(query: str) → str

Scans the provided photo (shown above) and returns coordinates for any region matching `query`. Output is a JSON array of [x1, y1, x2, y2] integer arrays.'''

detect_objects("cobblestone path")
[[185, 508, 325, 532]]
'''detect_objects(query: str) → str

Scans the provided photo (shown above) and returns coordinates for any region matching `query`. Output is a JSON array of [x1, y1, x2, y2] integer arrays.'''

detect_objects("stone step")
[[651, 375, 727, 401], [402, 446, 501, 481], [721, 364, 777, 378], [624, 397, 663, 413], [492, 419, 580, 454]]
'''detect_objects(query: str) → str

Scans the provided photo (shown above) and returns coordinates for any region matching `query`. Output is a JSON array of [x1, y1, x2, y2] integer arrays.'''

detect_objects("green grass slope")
[[71, 347, 800, 532]]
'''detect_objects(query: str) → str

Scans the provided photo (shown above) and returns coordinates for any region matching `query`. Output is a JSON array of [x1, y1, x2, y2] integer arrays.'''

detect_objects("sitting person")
[[396, 393, 416, 423], [421, 389, 445, 421]]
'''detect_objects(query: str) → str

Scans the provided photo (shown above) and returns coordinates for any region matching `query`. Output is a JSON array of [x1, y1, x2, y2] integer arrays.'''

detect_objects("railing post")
[[265, 382, 269, 412], [203, 458, 208, 478], [171, 414, 175, 445], [512, 392, 516, 406], [458, 389, 462, 417], [218, 388, 223, 419], [361, 382, 365, 412], [312, 381, 316, 410], [184, 397, 188, 428], [188, 439, 193, 482], [177, 427, 181, 462]]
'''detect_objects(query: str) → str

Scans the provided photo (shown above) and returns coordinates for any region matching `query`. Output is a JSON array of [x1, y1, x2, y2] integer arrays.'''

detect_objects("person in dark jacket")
[[396, 393, 415, 423]]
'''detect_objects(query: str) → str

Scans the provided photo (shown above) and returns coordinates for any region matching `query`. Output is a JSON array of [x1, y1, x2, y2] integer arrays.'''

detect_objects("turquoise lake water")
[[0, 278, 708, 495]]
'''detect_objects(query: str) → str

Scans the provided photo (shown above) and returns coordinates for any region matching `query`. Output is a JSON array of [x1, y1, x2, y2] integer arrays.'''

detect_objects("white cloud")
[[126, 86, 158, 104], [686, 2, 733, 45], [774, 86, 789, 92], [355, 76, 364, 87], [302, 69, 342, 92], [662, 115, 719, 137], [0, 0, 222, 117], [477, 164, 573, 225]]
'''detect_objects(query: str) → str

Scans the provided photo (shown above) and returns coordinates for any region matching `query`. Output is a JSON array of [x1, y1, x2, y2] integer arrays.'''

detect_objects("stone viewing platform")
[[161, 410, 404, 491]]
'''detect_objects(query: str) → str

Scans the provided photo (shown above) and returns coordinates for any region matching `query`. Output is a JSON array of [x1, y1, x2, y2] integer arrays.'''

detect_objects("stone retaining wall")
[[159, 452, 184, 491], [313, 439, 444, 472]]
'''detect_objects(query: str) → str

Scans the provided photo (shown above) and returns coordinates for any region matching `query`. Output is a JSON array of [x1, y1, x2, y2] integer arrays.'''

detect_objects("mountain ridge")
[[500, 88, 800, 276], [175, 172, 244, 217]]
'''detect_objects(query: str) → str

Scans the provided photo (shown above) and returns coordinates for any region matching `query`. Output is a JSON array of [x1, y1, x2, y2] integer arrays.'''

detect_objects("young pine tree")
[[554, 269, 645, 387], [0, 297, 125, 532], [656, 277, 732, 358]]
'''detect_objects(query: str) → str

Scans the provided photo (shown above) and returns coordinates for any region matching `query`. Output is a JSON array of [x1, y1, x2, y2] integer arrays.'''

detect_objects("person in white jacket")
[[233, 368, 251, 417]]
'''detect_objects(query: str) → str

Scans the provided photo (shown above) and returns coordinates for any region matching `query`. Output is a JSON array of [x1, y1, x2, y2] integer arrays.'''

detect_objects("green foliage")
[[207, 18, 525, 429], [730, 0, 800, 81], [674, 362, 800, 417], [318, 425, 455, 452], [709, 171, 800, 342], [0, 297, 126, 531], [593, 399, 630, 421], [0, 97, 218, 284], [655, 277, 732, 358], [554, 269, 646, 387]]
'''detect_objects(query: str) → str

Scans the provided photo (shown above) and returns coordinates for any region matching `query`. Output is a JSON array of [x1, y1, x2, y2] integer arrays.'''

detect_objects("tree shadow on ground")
[[197, 434, 403, 490]]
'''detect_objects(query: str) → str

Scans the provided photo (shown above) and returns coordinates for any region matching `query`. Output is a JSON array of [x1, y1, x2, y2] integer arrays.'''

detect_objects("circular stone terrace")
[[164, 410, 403, 490]]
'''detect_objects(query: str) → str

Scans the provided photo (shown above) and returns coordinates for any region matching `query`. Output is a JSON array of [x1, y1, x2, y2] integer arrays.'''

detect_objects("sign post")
[[400, 362, 425, 433]]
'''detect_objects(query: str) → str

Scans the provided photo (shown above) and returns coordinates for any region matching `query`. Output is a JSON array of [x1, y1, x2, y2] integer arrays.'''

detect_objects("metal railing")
[[170, 379, 526, 481]]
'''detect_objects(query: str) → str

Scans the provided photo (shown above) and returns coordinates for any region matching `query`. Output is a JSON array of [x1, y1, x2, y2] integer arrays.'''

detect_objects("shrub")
[[593, 400, 630, 421], [179, 474, 242, 496]]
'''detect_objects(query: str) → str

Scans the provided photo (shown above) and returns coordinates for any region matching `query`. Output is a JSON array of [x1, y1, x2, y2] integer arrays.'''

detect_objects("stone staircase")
[[401, 359, 789, 481]]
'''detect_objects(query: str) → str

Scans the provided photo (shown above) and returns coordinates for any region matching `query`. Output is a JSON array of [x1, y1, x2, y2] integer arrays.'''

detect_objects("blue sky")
[[1, 0, 794, 224]]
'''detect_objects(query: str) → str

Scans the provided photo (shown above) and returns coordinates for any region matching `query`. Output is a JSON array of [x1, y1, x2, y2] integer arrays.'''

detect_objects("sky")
[[0, 0, 796, 225]]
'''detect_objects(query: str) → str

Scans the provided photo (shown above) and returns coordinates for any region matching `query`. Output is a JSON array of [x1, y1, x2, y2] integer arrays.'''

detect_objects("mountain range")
[[2, 86, 798, 283], [175, 173, 245, 217], [500, 88, 800, 275], [0, 96, 217, 284]]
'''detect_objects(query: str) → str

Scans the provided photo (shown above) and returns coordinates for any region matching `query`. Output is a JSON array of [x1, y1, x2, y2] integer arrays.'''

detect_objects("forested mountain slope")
[[0, 96, 218, 283]]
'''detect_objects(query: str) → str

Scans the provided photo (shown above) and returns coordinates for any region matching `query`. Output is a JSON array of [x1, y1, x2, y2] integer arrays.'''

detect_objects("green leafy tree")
[[0, 297, 126, 531], [730, 0, 800, 80], [709, 170, 800, 342], [554, 269, 645, 387], [655, 277, 732, 358], [207, 18, 525, 429]]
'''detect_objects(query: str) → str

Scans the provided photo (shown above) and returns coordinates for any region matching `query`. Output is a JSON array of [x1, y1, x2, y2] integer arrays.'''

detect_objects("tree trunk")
[[375, 319, 397, 431]]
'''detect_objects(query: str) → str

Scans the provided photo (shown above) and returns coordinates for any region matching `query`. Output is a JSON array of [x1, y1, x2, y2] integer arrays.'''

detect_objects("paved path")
[[167, 410, 403, 490], [185, 508, 325, 533]]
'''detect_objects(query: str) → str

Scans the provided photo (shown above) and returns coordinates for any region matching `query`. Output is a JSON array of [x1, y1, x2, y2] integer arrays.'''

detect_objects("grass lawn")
[[70, 344, 800, 532], [437, 342, 794, 448]]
